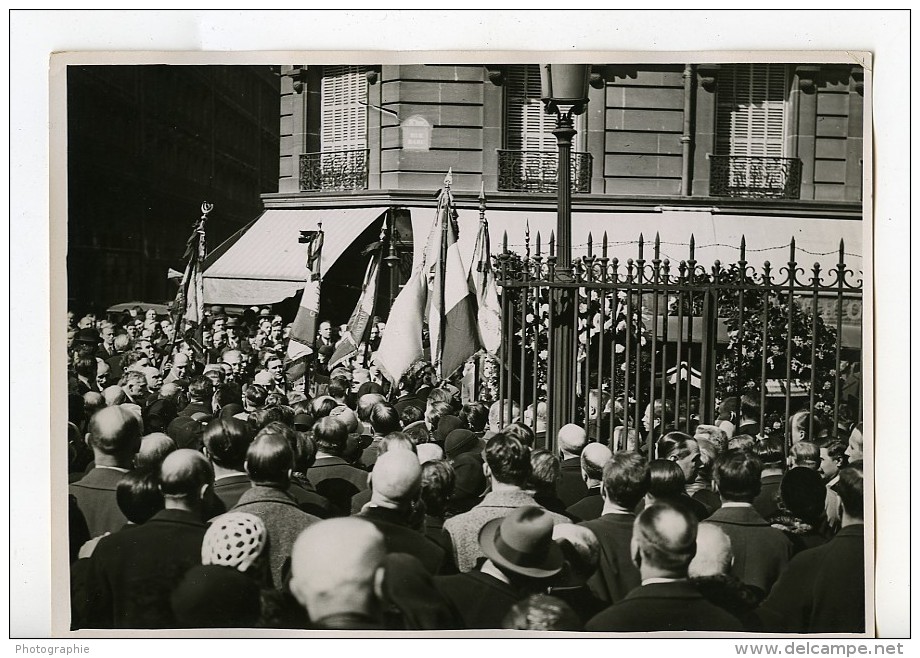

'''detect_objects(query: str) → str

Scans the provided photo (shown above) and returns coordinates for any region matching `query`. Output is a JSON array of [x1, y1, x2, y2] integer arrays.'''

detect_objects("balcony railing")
[[709, 155, 802, 199], [299, 149, 369, 192], [497, 149, 592, 194]]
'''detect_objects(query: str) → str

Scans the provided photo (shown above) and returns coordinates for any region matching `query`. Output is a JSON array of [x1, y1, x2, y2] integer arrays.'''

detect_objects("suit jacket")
[[232, 485, 321, 589], [307, 455, 369, 515], [557, 456, 589, 508], [580, 512, 642, 604], [357, 506, 449, 574], [288, 480, 334, 519], [752, 473, 783, 520], [78, 509, 207, 628], [434, 570, 525, 629], [213, 472, 252, 510], [757, 524, 865, 633], [69, 468, 129, 538], [703, 504, 793, 595], [585, 580, 744, 632], [443, 488, 569, 572], [566, 490, 604, 522], [178, 400, 212, 417]]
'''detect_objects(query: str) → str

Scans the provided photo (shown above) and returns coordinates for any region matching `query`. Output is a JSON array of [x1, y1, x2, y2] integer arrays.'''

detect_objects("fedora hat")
[[478, 506, 563, 579]]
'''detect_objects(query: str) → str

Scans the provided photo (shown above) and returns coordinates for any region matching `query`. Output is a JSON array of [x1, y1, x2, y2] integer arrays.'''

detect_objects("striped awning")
[[203, 207, 387, 305]]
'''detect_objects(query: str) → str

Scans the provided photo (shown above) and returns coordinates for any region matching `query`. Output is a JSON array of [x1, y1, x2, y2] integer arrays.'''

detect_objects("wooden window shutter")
[[716, 64, 788, 157], [504, 65, 556, 151], [321, 66, 368, 152]]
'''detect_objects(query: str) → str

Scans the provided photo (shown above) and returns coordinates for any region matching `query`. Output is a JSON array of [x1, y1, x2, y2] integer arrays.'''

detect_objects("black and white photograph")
[[10, 8, 910, 648]]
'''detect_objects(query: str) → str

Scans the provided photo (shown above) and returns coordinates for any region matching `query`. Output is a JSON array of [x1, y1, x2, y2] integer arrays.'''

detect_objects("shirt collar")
[[480, 559, 511, 584], [642, 577, 687, 586], [601, 500, 633, 515], [95, 465, 130, 473], [721, 501, 753, 508]]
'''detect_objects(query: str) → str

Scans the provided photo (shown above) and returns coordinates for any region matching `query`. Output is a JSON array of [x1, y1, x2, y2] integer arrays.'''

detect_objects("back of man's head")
[[103, 385, 127, 407], [752, 436, 785, 470], [159, 382, 181, 402], [188, 376, 214, 403], [632, 501, 697, 577], [313, 416, 348, 456], [289, 518, 386, 622], [484, 432, 532, 488], [557, 424, 588, 458], [370, 449, 422, 507], [581, 443, 612, 483], [83, 391, 105, 418], [694, 424, 728, 454], [714, 449, 763, 502], [203, 417, 252, 471], [502, 422, 535, 448], [135, 433, 177, 471], [791, 441, 820, 471], [89, 406, 142, 462], [159, 449, 214, 500], [488, 400, 520, 433], [370, 403, 401, 436], [357, 394, 387, 422], [245, 432, 294, 488], [834, 460, 864, 521], [740, 394, 760, 422], [688, 523, 733, 578], [602, 452, 649, 509], [552, 524, 600, 579]]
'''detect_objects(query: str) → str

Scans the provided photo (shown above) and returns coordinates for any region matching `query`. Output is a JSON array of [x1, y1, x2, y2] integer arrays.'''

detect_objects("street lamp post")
[[541, 64, 591, 447]]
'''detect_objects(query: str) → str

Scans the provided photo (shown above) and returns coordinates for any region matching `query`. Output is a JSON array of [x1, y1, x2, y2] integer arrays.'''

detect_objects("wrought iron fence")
[[709, 155, 803, 199], [300, 149, 369, 192], [493, 232, 863, 459], [497, 149, 592, 193]]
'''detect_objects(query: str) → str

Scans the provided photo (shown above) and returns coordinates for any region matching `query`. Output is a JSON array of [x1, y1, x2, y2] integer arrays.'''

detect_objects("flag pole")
[[160, 201, 211, 375], [301, 223, 323, 394], [437, 171, 452, 382]]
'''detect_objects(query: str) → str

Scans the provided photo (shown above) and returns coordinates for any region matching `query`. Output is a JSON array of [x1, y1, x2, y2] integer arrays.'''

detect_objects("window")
[[499, 65, 591, 193], [715, 64, 788, 157], [301, 65, 370, 191], [504, 65, 584, 151], [711, 64, 799, 198], [320, 65, 368, 152]]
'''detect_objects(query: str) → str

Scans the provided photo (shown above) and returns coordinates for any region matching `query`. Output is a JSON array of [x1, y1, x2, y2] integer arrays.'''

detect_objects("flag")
[[329, 247, 382, 369], [429, 187, 482, 380], [375, 172, 481, 384], [374, 267, 428, 385], [374, 189, 442, 385], [469, 212, 502, 355], [285, 230, 323, 381], [171, 203, 210, 332]]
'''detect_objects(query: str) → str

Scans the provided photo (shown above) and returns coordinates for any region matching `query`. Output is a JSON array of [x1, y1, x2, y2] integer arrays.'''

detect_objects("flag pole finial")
[[444, 168, 453, 190]]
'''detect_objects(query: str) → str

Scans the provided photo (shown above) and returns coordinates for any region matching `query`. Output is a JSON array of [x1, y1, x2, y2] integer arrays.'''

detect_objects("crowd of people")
[[66, 304, 867, 633]]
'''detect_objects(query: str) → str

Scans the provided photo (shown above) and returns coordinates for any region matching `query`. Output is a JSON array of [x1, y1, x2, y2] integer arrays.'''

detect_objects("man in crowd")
[[289, 518, 387, 630], [585, 501, 743, 632], [70, 406, 141, 537], [703, 450, 794, 596], [436, 506, 564, 628], [556, 423, 590, 508], [566, 442, 612, 522], [178, 376, 213, 417], [580, 452, 648, 605], [79, 450, 214, 628], [758, 462, 865, 632], [444, 432, 568, 572], [308, 416, 369, 514], [357, 449, 448, 574], [233, 431, 321, 589]]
